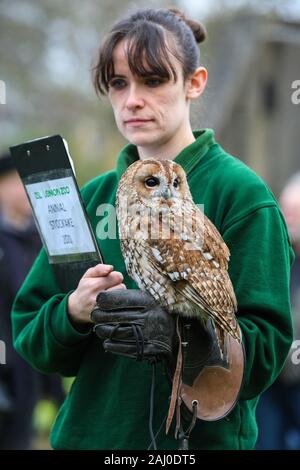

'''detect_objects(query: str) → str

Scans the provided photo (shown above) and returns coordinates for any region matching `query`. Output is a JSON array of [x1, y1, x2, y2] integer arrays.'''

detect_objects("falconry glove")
[[90, 289, 178, 368], [91, 289, 245, 437]]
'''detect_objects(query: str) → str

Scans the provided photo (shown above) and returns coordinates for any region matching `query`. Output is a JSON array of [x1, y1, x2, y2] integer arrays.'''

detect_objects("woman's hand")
[[67, 264, 126, 324]]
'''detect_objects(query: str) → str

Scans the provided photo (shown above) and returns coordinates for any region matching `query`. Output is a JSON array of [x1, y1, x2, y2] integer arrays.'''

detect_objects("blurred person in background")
[[0, 153, 65, 449], [256, 172, 300, 450]]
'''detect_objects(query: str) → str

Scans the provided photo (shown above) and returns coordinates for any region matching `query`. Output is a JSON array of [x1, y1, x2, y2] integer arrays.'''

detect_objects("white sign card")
[[26, 176, 96, 257]]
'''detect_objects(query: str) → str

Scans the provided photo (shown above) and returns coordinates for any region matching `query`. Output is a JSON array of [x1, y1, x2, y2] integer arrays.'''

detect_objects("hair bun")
[[168, 7, 207, 44], [186, 18, 207, 44]]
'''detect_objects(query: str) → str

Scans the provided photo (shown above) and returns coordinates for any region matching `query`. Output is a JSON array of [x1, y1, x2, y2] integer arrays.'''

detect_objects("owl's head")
[[118, 159, 192, 206]]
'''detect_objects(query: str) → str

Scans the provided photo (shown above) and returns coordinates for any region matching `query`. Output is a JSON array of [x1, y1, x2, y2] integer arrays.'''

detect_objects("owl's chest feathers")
[[120, 237, 206, 320]]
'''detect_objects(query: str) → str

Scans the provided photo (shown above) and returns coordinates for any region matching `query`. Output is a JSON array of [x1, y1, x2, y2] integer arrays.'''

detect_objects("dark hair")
[[93, 7, 207, 95]]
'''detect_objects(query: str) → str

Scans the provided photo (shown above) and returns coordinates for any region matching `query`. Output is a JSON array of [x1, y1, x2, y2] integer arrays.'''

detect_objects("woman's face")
[[108, 40, 206, 158]]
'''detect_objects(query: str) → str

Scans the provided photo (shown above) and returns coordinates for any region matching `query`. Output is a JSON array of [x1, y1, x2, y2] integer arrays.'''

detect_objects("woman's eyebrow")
[[110, 74, 127, 79]]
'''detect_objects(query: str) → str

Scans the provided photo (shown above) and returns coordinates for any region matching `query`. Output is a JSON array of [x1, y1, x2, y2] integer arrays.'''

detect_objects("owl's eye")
[[145, 177, 160, 188], [173, 178, 180, 188]]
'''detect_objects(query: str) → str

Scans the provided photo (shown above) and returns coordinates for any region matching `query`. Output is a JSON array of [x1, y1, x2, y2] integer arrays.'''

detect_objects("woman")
[[12, 7, 293, 450]]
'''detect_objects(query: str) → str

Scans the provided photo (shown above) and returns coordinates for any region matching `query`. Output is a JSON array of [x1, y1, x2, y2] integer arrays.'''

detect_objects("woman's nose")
[[125, 85, 144, 110]]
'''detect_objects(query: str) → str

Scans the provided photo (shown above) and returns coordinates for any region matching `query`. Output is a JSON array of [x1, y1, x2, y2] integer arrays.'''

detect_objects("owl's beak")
[[161, 187, 172, 200]]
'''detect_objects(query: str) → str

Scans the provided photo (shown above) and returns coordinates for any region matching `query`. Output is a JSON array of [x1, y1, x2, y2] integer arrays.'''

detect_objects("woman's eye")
[[145, 78, 163, 87], [109, 78, 126, 90], [145, 177, 159, 188], [173, 179, 180, 188]]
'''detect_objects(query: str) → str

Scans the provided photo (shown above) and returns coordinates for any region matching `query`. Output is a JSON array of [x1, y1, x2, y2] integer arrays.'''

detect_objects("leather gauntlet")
[[90, 289, 178, 367], [91, 289, 245, 424]]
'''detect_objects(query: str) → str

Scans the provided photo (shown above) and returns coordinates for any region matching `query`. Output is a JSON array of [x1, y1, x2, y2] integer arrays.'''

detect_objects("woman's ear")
[[186, 67, 207, 100]]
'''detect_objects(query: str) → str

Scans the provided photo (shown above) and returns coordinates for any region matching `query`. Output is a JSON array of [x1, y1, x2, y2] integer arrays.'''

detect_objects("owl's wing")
[[184, 203, 230, 267], [148, 205, 239, 340]]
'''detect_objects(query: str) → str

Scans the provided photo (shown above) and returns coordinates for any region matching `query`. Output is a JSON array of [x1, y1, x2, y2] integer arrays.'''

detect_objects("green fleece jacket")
[[12, 129, 294, 450]]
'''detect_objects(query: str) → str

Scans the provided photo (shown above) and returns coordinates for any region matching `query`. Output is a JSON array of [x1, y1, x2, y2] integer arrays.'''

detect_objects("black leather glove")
[[90, 289, 178, 368], [91, 289, 244, 426]]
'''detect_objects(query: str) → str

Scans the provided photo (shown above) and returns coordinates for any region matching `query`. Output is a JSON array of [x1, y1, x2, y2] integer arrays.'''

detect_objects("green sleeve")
[[12, 249, 92, 377], [223, 205, 294, 400]]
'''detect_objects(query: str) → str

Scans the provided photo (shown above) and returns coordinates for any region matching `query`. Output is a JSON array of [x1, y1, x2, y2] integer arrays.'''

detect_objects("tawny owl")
[[116, 159, 243, 433], [116, 159, 241, 349]]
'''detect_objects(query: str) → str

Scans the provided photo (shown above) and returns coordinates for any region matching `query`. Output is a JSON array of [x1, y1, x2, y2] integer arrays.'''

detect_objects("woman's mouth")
[[124, 119, 153, 127]]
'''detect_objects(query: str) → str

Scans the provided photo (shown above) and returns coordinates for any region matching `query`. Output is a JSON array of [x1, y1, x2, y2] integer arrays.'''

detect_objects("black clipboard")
[[10, 135, 102, 290]]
